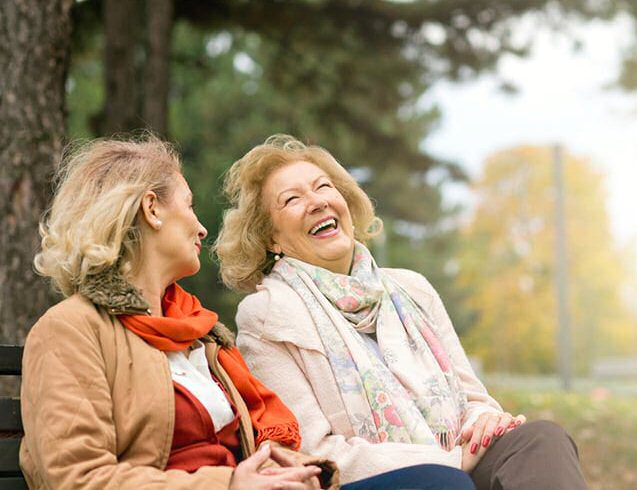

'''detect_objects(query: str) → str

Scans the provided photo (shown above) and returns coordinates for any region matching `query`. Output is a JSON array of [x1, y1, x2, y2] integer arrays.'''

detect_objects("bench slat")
[[0, 346, 26, 488], [0, 477, 28, 490], [0, 439, 21, 477], [0, 346, 23, 376], [0, 399, 22, 433]]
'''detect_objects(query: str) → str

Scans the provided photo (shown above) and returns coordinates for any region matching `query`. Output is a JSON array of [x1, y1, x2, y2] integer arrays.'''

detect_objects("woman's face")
[[155, 173, 207, 281], [263, 161, 355, 274]]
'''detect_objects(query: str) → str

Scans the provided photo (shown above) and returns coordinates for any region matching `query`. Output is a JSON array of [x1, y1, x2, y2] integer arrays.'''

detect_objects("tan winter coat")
[[20, 270, 338, 489]]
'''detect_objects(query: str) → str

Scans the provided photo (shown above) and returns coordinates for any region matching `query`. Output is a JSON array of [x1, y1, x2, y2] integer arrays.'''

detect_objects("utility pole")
[[553, 144, 573, 391]]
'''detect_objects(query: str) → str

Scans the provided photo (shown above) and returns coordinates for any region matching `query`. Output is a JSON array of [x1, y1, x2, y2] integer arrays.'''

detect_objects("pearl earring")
[[274, 254, 281, 261], [156, 220, 162, 227]]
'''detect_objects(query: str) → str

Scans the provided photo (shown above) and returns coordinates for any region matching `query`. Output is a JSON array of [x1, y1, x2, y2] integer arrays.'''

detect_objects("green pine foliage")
[[65, 0, 616, 324]]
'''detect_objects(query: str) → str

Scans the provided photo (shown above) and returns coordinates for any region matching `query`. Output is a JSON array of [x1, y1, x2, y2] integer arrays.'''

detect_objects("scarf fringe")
[[436, 430, 458, 452], [257, 422, 302, 451]]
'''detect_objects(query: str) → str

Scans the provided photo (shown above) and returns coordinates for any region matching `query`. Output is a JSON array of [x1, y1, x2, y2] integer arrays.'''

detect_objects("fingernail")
[[470, 443, 478, 454], [495, 427, 504, 436], [482, 436, 491, 447], [516, 420, 522, 426], [260, 442, 270, 452]]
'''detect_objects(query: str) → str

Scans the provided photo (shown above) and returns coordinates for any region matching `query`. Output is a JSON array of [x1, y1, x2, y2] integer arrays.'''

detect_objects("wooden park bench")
[[0, 345, 27, 489]]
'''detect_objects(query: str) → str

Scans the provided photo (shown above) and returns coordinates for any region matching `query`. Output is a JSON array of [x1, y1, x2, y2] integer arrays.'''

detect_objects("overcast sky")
[[424, 14, 637, 250]]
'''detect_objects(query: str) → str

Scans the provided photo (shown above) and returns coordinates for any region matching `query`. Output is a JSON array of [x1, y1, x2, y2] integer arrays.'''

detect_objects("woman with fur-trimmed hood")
[[20, 136, 337, 490]]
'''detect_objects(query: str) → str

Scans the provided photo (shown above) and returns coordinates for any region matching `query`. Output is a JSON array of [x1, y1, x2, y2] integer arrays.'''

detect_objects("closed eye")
[[284, 195, 298, 205]]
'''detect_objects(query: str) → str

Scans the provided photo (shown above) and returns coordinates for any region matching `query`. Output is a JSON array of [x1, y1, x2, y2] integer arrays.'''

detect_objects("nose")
[[307, 192, 328, 213], [198, 222, 208, 239]]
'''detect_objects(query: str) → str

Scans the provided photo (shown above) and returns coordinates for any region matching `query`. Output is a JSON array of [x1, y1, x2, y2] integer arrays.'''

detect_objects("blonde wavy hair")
[[35, 135, 182, 296], [215, 134, 382, 292]]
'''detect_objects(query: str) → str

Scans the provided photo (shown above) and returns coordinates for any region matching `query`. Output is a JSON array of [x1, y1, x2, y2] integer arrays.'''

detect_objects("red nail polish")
[[495, 427, 504, 436], [482, 436, 491, 447], [470, 443, 478, 454]]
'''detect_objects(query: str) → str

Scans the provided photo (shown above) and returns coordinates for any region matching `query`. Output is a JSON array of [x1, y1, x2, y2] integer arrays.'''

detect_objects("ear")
[[268, 236, 282, 255], [140, 190, 162, 230]]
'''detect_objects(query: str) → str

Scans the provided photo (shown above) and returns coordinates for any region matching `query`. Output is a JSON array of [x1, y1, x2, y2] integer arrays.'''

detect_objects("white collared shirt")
[[166, 340, 235, 432]]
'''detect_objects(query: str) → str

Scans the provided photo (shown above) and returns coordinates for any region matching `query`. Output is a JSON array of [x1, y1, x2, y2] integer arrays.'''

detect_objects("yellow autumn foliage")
[[457, 145, 637, 373]]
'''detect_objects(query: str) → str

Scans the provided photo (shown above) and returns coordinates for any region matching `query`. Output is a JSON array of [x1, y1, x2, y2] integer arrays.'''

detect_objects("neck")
[[329, 256, 354, 275], [330, 245, 355, 275], [128, 264, 171, 317]]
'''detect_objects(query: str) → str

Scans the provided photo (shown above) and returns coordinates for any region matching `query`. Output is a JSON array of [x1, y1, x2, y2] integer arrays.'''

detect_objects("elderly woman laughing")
[[215, 135, 587, 490]]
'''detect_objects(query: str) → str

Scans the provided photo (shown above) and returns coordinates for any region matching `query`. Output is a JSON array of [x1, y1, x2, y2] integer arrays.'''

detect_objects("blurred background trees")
[[2, 0, 635, 367], [0, 0, 72, 343], [64, 0, 620, 325], [457, 146, 636, 374]]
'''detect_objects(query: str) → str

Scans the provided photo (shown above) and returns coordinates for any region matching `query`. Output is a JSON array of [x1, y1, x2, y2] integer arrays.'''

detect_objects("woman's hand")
[[230, 444, 322, 490], [460, 412, 526, 473], [260, 447, 322, 489]]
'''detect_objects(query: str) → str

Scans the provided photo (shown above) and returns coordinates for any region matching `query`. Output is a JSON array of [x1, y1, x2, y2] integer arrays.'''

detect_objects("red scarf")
[[118, 283, 301, 450], [120, 283, 216, 351]]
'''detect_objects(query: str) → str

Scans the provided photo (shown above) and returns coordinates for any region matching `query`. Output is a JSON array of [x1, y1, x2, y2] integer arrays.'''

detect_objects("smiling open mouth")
[[309, 218, 338, 236]]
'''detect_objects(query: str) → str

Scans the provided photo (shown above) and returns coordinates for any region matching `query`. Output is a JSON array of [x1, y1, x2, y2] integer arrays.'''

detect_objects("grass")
[[485, 375, 637, 490]]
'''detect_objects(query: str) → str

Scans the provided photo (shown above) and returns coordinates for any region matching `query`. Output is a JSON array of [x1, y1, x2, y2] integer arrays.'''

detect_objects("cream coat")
[[236, 268, 502, 484], [20, 293, 338, 489]]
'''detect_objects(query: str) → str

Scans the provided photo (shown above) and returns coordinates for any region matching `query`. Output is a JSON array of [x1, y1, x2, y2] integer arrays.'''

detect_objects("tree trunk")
[[144, 0, 173, 137], [103, 0, 142, 134], [0, 0, 72, 344]]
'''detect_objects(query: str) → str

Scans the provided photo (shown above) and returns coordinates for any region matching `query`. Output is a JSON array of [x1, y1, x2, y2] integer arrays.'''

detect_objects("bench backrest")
[[0, 345, 27, 490]]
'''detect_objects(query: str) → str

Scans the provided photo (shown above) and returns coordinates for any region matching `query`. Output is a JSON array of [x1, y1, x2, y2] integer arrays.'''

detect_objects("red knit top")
[[165, 380, 242, 472]]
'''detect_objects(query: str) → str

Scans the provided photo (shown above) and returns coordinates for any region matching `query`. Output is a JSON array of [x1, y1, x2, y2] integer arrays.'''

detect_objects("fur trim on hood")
[[79, 263, 150, 316], [79, 263, 235, 347]]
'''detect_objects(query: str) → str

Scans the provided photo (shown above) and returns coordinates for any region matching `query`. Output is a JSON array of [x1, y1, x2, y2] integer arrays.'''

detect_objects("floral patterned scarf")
[[272, 242, 466, 450]]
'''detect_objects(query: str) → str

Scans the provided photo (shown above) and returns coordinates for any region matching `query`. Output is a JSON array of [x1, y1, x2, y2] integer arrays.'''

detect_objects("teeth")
[[310, 218, 336, 235]]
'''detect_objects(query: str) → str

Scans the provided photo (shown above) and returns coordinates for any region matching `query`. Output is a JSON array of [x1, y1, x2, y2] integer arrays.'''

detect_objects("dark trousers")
[[341, 464, 475, 490], [471, 420, 587, 490]]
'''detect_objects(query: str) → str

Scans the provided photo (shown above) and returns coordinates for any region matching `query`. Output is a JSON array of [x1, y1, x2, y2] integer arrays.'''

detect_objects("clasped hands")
[[229, 442, 322, 490], [460, 411, 526, 473]]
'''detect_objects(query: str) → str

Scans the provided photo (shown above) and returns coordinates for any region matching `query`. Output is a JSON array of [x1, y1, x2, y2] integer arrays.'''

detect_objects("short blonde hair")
[[215, 134, 382, 292], [35, 135, 182, 296]]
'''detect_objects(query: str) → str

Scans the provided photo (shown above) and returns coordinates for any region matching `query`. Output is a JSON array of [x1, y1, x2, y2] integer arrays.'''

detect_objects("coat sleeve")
[[236, 329, 463, 485], [20, 311, 234, 490], [391, 269, 503, 430]]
